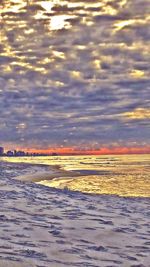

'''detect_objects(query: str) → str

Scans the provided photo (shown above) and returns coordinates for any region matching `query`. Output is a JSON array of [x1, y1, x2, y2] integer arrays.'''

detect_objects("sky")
[[0, 0, 150, 154]]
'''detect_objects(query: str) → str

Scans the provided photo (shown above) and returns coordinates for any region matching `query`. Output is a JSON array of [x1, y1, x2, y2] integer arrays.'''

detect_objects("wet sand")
[[15, 166, 79, 183]]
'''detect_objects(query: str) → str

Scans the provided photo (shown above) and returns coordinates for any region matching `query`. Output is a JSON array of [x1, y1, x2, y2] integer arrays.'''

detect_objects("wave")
[[2, 155, 150, 198], [15, 165, 80, 182]]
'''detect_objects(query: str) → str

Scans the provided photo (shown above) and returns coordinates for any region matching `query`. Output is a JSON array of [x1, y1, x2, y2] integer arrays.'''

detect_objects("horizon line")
[[2, 145, 150, 155]]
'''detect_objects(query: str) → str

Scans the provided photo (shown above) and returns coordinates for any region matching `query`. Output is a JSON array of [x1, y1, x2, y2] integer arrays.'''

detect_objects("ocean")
[[1, 154, 150, 197]]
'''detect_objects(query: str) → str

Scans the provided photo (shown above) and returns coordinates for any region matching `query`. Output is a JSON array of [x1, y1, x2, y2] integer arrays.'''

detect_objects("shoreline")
[[0, 158, 150, 266], [1, 156, 150, 198], [15, 168, 79, 183], [0, 171, 149, 267]]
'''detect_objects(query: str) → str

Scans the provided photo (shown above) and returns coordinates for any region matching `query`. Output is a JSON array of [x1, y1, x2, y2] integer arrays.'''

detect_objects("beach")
[[1, 0, 150, 265], [0, 156, 150, 267]]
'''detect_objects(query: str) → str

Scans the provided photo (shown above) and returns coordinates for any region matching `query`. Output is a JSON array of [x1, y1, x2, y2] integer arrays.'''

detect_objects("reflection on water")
[[3, 154, 150, 197]]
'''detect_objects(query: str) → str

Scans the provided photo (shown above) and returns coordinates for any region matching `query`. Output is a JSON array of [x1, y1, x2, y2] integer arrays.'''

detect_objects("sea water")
[[1, 154, 150, 197]]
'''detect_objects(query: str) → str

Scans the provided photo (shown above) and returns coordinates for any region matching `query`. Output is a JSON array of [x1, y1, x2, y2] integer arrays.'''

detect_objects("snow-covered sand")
[[0, 167, 150, 267]]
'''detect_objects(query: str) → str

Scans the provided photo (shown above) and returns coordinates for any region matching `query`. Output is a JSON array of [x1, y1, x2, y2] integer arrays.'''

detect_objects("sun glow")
[[130, 69, 145, 79], [49, 14, 75, 30], [122, 108, 150, 120], [40, 1, 54, 12]]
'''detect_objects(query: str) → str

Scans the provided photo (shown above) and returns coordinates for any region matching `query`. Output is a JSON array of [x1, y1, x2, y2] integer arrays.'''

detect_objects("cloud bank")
[[0, 0, 150, 151]]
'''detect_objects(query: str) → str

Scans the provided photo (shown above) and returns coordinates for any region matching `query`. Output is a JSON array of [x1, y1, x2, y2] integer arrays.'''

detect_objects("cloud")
[[121, 108, 150, 121], [0, 0, 150, 149]]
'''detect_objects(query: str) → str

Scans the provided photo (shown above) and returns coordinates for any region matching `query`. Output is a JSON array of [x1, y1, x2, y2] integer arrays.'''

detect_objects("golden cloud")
[[122, 108, 150, 120]]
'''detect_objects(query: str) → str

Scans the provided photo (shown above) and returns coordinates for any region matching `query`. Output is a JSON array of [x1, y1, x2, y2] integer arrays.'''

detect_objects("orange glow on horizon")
[[5, 146, 150, 155]]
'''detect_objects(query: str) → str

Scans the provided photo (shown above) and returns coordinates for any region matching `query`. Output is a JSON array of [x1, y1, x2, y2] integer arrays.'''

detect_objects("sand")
[[0, 170, 149, 267]]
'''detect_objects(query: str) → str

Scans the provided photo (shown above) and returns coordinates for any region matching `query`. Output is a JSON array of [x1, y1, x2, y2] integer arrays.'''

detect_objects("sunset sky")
[[0, 0, 150, 154]]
